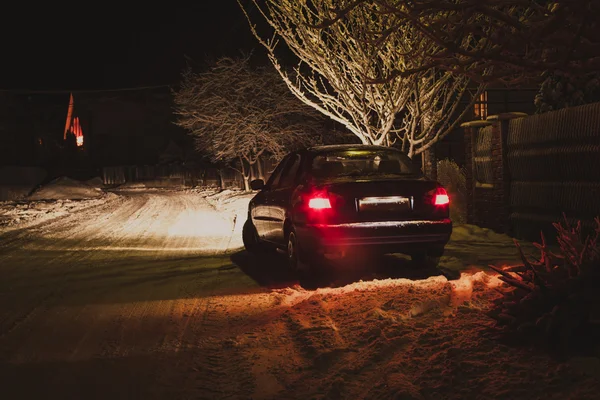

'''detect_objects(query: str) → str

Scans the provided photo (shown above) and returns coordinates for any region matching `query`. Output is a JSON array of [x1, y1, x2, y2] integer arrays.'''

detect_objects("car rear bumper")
[[296, 219, 452, 256]]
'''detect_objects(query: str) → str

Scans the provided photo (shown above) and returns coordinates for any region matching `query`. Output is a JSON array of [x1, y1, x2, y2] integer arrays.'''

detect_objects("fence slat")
[[505, 102, 600, 239]]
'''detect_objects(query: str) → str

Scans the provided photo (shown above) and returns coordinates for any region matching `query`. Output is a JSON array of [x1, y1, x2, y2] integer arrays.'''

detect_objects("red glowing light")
[[308, 197, 332, 209], [434, 188, 450, 206]]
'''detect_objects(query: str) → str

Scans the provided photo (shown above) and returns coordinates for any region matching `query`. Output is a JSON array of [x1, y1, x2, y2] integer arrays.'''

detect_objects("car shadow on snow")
[[230, 250, 459, 290], [230, 250, 298, 289]]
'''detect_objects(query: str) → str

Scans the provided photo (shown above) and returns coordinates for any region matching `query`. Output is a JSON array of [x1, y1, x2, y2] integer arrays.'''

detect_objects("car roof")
[[305, 144, 400, 154]]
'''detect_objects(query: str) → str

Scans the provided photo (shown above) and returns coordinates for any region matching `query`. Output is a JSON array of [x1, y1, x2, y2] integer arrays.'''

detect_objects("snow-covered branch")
[[173, 56, 322, 170], [308, 0, 600, 86], [399, 70, 486, 157], [239, 0, 415, 146], [240, 0, 484, 155]]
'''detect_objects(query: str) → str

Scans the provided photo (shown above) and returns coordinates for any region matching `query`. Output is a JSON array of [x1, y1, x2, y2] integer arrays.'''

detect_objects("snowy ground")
[[0, 181, 599, 399]]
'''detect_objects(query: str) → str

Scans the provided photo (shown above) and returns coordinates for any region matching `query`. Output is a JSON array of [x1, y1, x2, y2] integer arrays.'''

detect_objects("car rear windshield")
[[311, 149, 419, 179]]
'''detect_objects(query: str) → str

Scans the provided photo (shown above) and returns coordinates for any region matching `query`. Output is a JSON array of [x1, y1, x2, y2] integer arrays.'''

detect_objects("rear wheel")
[[411, 249, 443, 269], [242, 219, 262, 254], [287, 231, 300, 271], [287, 231, 312, 278]]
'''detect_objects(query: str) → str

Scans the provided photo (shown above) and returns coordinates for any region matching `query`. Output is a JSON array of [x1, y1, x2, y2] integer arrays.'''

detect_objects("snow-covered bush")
[[487, 216, 600, 358], [437, 159, 465, 194], [437, 159, 466, 223]]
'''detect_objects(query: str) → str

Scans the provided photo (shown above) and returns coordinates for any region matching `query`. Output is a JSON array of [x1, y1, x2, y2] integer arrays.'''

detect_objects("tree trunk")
[[256, 157, 265, 181], [422, 147, 438, 181], [218, 169, 225, 190], [240, 157, 251, 192]]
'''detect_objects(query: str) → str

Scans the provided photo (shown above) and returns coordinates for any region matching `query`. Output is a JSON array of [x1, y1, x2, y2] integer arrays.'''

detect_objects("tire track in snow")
[[0, 192, 232, 359], [90, 193, 209, 379], [152, 266, 257, 399], [0, 194, 140, 343], [62, 192, 215, 363], [0, 193, 136, 279], [0, 193, 152, 357], [0, 190, 259, 399]]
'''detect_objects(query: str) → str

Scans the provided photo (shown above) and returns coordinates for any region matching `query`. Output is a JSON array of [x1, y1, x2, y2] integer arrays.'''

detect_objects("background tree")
[[311, 0, 600, 86], [396, 66, 482, 158], [240, 0, 483, 158], [173, 56, 323, 190], [535, 70, 600, 113]]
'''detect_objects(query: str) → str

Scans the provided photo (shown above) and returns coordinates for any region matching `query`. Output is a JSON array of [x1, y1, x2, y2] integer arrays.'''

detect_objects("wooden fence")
[[102, 158, 278, 189], [102, 165, 242, 189], [463, 102, 600, 241]]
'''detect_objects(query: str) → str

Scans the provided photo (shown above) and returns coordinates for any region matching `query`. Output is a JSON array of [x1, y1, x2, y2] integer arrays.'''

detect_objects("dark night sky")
[[0, 1, 264, 90]]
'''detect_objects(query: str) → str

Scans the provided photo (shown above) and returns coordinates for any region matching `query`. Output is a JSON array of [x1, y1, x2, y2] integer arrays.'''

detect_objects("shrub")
[[487, 215, 600, 358], [437, 159, 467, 223], [436, 159, 466, 195]]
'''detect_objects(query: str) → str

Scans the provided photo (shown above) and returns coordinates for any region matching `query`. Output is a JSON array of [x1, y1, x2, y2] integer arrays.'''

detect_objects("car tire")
[[287, 230, 312, 278], [411, 251, 441, 269], [242, 219, 263, 254]]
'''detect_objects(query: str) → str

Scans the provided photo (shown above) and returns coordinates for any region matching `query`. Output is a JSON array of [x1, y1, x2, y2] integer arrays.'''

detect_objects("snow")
[[196, 270, 598, 399], [28, 176, 104, 200], [0, 176, 111, 230], [111, 182, 162, 190], [1, 186, 598, 399], [193, 188, 256, 251]]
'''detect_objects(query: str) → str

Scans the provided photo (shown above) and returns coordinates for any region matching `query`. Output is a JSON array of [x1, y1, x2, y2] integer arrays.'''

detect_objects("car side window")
[[265, 155, 291, 190], [278, 155, 301, 189]]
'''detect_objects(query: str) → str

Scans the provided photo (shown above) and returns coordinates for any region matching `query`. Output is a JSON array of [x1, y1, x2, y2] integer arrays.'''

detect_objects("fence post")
[[461, 120, 493, 225], [487, 113, 528, 234]]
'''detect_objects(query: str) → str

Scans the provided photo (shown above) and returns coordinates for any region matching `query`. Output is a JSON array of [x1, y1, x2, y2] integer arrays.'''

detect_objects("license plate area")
[[357, 196, 412, 212]]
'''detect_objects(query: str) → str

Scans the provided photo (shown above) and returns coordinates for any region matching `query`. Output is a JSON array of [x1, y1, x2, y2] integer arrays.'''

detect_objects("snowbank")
[[113, 181, 181, 190], [0, 195, 114, 231], [28, 176, 104, 201], [85, 177, 105, 189], [0, 176, 110, 230], [218, 270, 599, 399]]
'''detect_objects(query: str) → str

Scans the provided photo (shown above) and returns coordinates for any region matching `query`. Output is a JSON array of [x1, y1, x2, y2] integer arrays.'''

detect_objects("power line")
[[0, 84, 174, 94]]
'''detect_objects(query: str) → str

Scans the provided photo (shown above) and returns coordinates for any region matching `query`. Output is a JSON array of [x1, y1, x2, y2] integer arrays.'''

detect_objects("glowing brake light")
[[308, 197, 332, 209], [435, 194, 450, 205], [433, 188, 450, 206]]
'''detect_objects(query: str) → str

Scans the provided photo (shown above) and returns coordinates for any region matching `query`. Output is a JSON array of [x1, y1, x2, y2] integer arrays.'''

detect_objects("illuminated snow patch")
[[67, 246, 229, 253], [167, 210, 233, 238]]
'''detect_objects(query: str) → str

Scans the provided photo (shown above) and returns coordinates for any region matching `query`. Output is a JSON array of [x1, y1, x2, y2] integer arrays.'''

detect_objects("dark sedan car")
[[242, 145, 452, 274]]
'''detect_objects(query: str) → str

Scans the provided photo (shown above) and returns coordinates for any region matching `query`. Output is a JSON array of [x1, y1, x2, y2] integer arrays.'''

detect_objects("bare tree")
[[240, 0, 416, 146], [173, 56, 322, 190], [398, 69, 481, 157], [239, 0, 484, 158], [310, 0, 600, 86]]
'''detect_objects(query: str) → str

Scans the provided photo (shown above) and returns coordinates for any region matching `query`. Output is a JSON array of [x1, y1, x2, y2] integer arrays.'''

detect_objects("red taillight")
[[308, 197, 332, 210], [433, 188, 450, 206]]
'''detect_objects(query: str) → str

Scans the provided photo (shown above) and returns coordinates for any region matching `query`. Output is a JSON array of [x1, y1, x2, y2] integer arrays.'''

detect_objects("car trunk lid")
[[306, 176, 445, 224]]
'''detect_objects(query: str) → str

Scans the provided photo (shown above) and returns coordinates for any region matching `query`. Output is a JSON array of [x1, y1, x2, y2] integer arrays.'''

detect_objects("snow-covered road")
[[0, 191, 264, 399], [0, 190, 598, 400]]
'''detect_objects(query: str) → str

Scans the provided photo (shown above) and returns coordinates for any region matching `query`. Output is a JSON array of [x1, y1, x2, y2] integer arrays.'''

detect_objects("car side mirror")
[[250, 179, 265, 191]]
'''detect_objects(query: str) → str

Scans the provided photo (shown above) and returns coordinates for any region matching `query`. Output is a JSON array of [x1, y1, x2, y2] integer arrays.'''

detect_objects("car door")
[[250, 190, 269, 238], [256, 155, 291, 239], [265, 153, 302, 246]]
